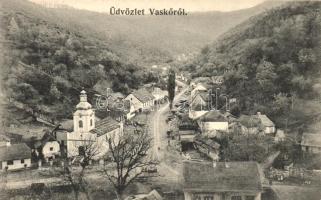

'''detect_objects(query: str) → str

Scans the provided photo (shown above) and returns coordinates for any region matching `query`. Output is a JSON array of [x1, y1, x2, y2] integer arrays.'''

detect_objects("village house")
[[191, 91, 212, 110], [178, 115, 200, 151], [31, 131, 60, 162], [197, 110, 229, 138], [183, 160, 262, 200], [256, 112, 275, 134], [194, 135, 220, 161], [125, 190, 163, 200], [0, 135, 11, 147], [191, 82, 208, 97], [58, 90, 122, 159], [0, 142, 31, 171], [211, 75, 224, 85], [190, 77, 212, 89], [238, 115, 263, 135], [301, 133, 321, 154], [124, 88, 155, 113], [152, 87, 168, 104]]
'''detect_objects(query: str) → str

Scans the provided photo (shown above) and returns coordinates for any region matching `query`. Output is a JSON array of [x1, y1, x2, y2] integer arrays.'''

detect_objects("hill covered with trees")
[[0, 0, 158, 119], [185, 1, 321, 130]]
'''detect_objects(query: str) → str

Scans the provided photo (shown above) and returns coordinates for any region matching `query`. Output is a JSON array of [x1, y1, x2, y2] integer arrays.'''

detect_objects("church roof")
[[90, 117, 120, 137]]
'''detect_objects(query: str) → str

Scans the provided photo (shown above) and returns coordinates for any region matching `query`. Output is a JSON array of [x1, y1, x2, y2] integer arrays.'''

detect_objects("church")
[[58, 90, 122, 159]]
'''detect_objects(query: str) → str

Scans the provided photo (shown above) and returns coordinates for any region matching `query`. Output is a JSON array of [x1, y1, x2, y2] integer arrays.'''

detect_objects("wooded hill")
[[0, 0, 157, 119], [185, 1, 321, 130]]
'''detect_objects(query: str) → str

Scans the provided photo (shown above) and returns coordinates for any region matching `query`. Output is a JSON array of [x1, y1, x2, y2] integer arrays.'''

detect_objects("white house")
[[257, 112, 275, 134], [191, 83, 208, 97], [33, 132, 60, 162], [0, 143, 31, 171], [63, 90, 122, 159], [124, 88, 155, 113], [152, 87, 168, 104], [183, 161, 262, 200], [197, 110, 229, 138]]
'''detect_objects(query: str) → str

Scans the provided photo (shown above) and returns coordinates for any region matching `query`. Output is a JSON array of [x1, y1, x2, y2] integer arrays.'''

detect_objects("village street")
[[150, 81, 189, 180]]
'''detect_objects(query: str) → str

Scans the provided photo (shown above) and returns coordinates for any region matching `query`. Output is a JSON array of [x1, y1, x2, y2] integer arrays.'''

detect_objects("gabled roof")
[[0, 135, 10, 142], [183, 161, 262, 193], [257, 113, 274, 127], [301, 133, 321, 147], [239, 115, 261, 128], [131, 89, 155, 103], [0, 143, 31, 161], [90, 117, 120, 136], [198, 110, 227, 122]]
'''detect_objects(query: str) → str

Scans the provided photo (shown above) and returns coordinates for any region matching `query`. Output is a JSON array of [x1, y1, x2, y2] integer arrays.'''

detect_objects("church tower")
[[73, 90, 95, 133]]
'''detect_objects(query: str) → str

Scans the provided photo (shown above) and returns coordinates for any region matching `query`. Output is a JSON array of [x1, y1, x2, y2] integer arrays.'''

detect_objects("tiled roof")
[[132, 89, 155, 103], [183, 161, 262, 192], [301, 133, 321, 147], [90, 117, 120, 136], [257, 114, 274, 127], [198, 110, 227, 122], [239, 115, 261, 128], [0, 143, 31, 161]]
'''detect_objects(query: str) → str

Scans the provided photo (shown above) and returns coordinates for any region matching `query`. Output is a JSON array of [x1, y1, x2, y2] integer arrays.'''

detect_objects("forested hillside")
[[4, 0, 283, 66], [186, 1, 321, 130], [0, 0, 157, 119]]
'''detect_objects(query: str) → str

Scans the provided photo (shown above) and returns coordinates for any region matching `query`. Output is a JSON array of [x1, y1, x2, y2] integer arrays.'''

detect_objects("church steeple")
[[73, 90, 95, 133]]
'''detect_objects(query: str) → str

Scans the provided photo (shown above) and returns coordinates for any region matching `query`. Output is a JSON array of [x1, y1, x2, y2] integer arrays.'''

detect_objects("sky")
[[29, 0, 271, 12]]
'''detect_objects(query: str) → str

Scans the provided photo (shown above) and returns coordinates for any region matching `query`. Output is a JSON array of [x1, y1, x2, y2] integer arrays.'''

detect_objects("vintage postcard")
[[0, 0, 320, 199]]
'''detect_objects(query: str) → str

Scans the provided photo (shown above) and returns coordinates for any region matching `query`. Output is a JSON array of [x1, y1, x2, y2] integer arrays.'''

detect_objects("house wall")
[[66, 131, 97, 157], [184, 191, 261, 200], [264, 126, 275, 134], [125, 94, 144, 112], [202, 122, 229, 131], [1, 158, 31, 171], [42, 141, 60, 160], [302, 145, 321, 154], [191, 85, 207, 97]]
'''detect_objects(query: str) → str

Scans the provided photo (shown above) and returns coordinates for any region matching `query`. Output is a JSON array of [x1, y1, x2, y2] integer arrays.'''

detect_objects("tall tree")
[[103, 128, 153, 199], [167, 69, 176, 109], [58, 138, 100, 200]]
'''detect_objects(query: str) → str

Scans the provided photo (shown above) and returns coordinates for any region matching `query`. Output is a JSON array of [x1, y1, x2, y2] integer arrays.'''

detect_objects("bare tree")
[[59, 138, 100, 200], [103, 128, 153, 199]]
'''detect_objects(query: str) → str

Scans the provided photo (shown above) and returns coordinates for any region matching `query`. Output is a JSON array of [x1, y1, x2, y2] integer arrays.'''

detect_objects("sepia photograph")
[[0, 0, 320, 199]]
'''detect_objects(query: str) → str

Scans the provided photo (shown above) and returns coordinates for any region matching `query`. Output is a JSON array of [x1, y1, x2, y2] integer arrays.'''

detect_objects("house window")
[[79, 120, 83, 128], [231, 196, 242, 200], [50, 147, 53, 151], [245, 196, 255, 200], [7, 160, 13, 165], [90, 119, 93, 126], [204, 196, 214, 200], [21, 159, 25, 164], [192, 194, 201, 200]]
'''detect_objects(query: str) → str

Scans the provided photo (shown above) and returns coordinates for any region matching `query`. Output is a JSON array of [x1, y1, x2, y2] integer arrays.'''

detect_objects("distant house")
[[257, 112, 275, 134], [274, 129, 286, 143], [191, 91, 212, 110], [194, 136, 220, 161], [191, 83, 208, 97], [179, 116, 200, 151], [197, 110, 229, 138], [0, 143, 31, 171], [152, 87, 168, 104], [211, 75, 224, 85], [183, 161, 262, 200], [125, 189, 163, 200], [0, 135, 11, 147], [124, 88, 155, 113], [301, 133, 321, 154], [238, 115, 263, 135], [32, 132, 60, 162], [190, 77, 212, 89]]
